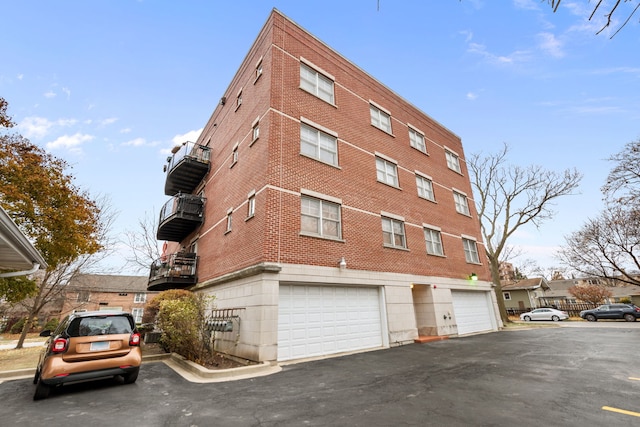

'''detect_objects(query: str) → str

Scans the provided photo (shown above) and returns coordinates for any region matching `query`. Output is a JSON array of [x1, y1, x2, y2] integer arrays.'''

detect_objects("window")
[[77, 291, 90, 302], [231, 145, 238, 166], [370, 104, 392, 133], [226, 209, 233, 233], [409, 127, 427, 153], [300, 63, 334, 103], [301, 196, 341, 239], [462, 237, 480, 264], [416, 174, 435, 201], [300, 122, 338, 165], [134, 293, 146, 303], [445, 149, 461, 173], [247, 193, 256, 218], [236, 89, 243, 110], [503, 292, 511, 301], [255, 58, 263, 81], [376, 156, 399, 187], [382, 216, 406, 249], [252, 123, 259, 142], [453, 191, 470, 216], [132, 308, 144, 324], [424, 227, 444, 256]]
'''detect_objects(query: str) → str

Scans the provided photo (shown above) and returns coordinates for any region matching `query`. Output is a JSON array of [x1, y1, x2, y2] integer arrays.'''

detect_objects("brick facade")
[[157, 9, 500, 362]]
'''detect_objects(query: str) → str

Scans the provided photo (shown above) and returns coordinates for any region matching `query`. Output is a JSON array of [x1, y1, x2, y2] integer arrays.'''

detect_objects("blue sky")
[[2, 1, 639, 276]]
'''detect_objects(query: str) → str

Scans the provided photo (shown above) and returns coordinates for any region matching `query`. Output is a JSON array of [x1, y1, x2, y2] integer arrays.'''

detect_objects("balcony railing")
[[156, 193, 205, 242], [147, 252, 199, 291], [164, 142, 211, 196]]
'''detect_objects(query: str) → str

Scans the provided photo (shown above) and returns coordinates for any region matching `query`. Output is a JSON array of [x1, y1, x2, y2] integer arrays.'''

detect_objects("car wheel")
[[523, 316, 531, 321], [122, 367, 139, 384], [624, 314, 636, 322], [585, 314, 597, 322], [33, 379, 50, 400], [551, 315, 560, 321]]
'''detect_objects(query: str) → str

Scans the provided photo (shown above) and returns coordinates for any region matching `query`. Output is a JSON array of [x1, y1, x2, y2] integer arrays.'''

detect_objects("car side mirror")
[[39, 330, 52, 337]]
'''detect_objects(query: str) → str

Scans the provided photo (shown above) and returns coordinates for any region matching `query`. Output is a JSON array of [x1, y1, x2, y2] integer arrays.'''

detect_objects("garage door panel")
[[278, 285, 383, 361], [452, 291, 494, 335]]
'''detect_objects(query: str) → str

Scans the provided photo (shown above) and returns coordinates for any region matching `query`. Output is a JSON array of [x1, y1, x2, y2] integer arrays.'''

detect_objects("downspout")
[[0, 262, 40, 278]]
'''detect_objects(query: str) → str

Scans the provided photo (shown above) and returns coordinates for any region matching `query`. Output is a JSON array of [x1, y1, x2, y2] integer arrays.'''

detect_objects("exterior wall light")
[[469, 273, 478, 281], [339, 257, 347, 269]]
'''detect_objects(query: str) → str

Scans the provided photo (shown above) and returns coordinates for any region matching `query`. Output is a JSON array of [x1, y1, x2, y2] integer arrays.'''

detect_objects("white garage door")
[[452, 291, 495, 335], [278, 285, 383, 361]]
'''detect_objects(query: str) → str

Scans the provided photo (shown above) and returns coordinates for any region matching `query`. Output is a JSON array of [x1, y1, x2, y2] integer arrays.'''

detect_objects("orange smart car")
[[33, 310, 142, 400]]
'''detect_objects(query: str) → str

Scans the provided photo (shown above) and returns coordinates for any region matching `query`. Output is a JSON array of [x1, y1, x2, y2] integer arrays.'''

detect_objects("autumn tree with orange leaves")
[[0, 97, 109, 348], [568, 284, 613, 305]]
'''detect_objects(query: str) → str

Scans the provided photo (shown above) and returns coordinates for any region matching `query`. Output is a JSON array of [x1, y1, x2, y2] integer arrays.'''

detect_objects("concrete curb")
[[0, 353, 281, 383]]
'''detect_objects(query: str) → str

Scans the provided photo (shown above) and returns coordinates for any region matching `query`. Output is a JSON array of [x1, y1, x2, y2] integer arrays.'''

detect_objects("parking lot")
[[1, 325, 639, 426]]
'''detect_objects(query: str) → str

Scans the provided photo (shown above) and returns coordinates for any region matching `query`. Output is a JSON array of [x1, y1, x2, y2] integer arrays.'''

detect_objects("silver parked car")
[[520, 308, 569, 322]]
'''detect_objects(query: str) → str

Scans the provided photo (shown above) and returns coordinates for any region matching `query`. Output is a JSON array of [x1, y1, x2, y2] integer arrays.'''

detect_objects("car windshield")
[[67, 316, 133, 337]]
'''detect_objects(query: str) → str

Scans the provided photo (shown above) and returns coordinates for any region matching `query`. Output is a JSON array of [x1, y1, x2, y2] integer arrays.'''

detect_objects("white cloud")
[[537, 32, 564, 58], [466, 92, 478, 101], [100, 117, 118, 126], [62, 87, 71, 99], [512, 0, 540, 11], [122, 137, 147, 147], [17, 74, 23, 80], [171, 128, 203, 146], [46, 133, 94, 153], [120, 127, 132, 134], [44, 90, 56, 99], [467, 42, 531, 65], [19, 116, 78, 139]]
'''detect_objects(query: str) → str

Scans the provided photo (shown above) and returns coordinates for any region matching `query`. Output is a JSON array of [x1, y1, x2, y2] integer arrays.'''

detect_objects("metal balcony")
[[164, 142, 211, 196], [157, 194, 205, 242], [147, 252, 198, 291]]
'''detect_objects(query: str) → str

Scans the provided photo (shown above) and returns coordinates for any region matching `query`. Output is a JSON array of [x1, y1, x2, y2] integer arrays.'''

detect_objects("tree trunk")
[[15, 294, 42, 349], [489, 256, 510, 324]]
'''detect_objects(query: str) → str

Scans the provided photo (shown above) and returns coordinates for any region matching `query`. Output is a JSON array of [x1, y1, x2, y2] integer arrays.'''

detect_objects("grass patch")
[[0, 346, 41, 371]]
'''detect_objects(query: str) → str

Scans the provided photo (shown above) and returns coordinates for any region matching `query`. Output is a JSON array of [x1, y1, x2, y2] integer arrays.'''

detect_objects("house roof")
[[67, 274, 152, 294], [0, 206, 47, 275], [546, 279, 640, 298], [501, 277, 550, 291]]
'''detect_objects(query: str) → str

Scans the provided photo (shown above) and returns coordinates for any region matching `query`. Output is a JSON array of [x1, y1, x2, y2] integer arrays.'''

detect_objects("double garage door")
[[278, 285, 384, 361], [451, 290, 496, 335]]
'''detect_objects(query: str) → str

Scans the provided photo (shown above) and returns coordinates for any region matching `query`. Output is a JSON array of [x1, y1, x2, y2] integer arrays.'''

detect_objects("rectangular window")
[[376, 156, 399, 187], [301, 196, 341, 239], [134, 293, 146, 303], [252, 123, 259, 142], [382, 216, 406, 249], [132, 308, 144, 323], [300, 63, 334, 104], [247, 194, 255, 218], [463, 237, 480, 264], [300, 123, 338, 165], [236, 90, 243, 110], [453, 191, 470, 216], [77, 291, 90, 302], [424, 228, 444, 256], [416, 174, 435, 201], [226, 210, 233, 233], [409, 128, 427, 153], [370, 104, 392, 133], [231, 146, 238, 166], [255, 58, 263, 81], [503, 292, 511, 301], [445, 149, 462, 173]]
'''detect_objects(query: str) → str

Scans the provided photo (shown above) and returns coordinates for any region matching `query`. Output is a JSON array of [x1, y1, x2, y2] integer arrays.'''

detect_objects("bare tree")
[[468, 143, 582, 323], [548, 0, 640, 37], [558, 205, 640, 286], [122, 210, 162, 273], [602, 138, 640, 205]]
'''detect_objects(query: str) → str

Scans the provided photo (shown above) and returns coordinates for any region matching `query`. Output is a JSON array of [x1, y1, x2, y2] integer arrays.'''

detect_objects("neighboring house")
[[60, 274, 156, 323], [501, 278, 550, 311], [542, 278, 640, 307], [0, 206, 47, 277], [148, 9, 500, 364]]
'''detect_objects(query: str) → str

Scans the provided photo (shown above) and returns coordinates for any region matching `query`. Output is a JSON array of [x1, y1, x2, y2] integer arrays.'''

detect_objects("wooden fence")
[[507, 303, 600, 318]]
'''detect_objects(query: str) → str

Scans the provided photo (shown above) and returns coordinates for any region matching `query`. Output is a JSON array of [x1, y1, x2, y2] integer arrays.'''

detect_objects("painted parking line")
[[602, 406, 640, 417]]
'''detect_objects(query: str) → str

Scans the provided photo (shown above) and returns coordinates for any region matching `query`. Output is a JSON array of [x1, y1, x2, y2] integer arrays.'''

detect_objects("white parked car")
[[520, 308, 569, 322]]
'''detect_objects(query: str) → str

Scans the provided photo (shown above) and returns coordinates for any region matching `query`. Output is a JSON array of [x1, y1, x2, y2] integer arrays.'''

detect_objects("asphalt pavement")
[[1, 323, 639, 426]]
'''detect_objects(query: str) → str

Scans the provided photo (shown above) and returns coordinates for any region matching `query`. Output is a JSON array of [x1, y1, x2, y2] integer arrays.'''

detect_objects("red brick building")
[[150, 9, 500, 363]]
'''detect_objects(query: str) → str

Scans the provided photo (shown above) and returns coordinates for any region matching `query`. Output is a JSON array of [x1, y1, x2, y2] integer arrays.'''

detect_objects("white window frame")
[[301, 195, 342, 239], [424, 227, 444, 256], [462, 237, 480, 264], [132, 308, 144, 323], [300, 62, 335, 104], [376, 156, 399, 187], [370, 103, 392, 133], [236, 89, 243, 110], [382, 216, 406, 249], [503, 292, 511, 301], [409, 127, 427, 153], [134, 293, 146, 303], [445, 149, 462, 174], [300, 121, 338, 166], [416, 173, 435, 201], [247, 193, 256, 219], [255, 57, 263, 82], [453, 190, 471, 216], [225, 209, 233, 233]]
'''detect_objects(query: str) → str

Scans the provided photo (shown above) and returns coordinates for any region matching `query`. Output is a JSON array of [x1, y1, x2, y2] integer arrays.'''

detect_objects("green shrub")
[[43, 318, 59, 332], [9, 317, 26, 334]]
